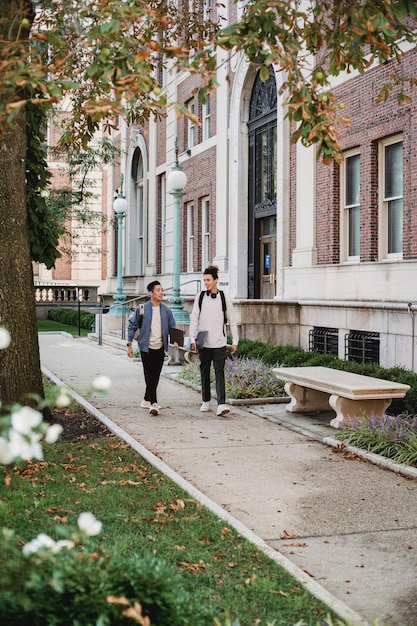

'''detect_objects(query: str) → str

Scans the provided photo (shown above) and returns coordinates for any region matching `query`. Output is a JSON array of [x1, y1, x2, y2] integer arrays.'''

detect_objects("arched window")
[[248, 66, 277, 299], [130, 147, 145, 275]]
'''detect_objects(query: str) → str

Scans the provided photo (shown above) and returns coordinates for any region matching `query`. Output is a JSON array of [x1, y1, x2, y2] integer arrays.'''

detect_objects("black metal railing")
[[345, 330, 380, 364], [309, 327, 339, 356]]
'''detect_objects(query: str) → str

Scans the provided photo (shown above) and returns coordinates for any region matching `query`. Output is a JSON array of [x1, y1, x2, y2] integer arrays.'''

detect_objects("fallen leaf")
[[269, 589, 289, 596], [245, 574, 257, 584], [107, 595, 130, 606], [281, 529, 298, 539], [170, 499, 185, 512], [179, 560, 207, 573]]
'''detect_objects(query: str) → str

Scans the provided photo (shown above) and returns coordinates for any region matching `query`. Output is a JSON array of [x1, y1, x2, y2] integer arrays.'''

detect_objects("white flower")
[[56, 389, 72, 408], [52, 539, 75, 553], [8, 430, 43, 461], [77, 512, 102, 536], [0, 327, 11, 350], [11, 406, 43, 435], [22, 533, 74, 557], [45, 423, 63, 443], [0, 436, 16, 465], [92, 375, 112, 392], [22, 533, 55, 556]]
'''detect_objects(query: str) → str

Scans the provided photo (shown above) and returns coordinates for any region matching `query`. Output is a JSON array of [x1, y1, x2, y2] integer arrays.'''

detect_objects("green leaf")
[[259, 65, 270, 83]]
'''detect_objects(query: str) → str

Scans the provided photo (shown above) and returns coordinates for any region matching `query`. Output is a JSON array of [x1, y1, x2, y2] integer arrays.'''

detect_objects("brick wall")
[[311, 48, 417, 265]]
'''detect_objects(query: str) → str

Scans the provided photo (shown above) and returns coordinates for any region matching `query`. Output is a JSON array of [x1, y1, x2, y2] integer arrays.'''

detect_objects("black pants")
[[199, 346, 227, 405], [140, 347, 165, 404]]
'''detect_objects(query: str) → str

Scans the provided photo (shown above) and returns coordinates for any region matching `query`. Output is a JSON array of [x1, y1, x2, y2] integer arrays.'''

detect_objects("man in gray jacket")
[[127, 281, 176, 416]]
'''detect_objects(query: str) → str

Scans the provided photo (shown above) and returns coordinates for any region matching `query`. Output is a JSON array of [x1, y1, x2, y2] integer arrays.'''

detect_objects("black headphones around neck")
[[206, 290, 217, 299]]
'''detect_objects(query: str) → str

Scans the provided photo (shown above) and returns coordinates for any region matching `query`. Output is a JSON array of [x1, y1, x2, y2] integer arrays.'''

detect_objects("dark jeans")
[[199, 346, 227, 405], [140, 347, 165, 404]]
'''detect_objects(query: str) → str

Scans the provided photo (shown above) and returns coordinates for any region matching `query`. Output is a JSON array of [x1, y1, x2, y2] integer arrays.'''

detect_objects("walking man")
[[189, 265, 238, 416], [127, 281, 176, 415]]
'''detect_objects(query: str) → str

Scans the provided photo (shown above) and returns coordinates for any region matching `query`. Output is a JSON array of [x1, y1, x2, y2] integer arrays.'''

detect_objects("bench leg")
[[284, 382, 331, 413], [328, 395, 392, 429], [184, 350, 199, 364], [167, 345, 184, 366]]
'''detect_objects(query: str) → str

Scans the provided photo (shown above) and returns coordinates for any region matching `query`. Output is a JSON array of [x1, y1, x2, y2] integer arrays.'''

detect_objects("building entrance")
[[259, 216, 276, 299]]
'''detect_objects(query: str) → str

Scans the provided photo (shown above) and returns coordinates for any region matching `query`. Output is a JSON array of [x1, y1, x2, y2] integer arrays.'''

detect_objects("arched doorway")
[[248, 66, 277, 299]]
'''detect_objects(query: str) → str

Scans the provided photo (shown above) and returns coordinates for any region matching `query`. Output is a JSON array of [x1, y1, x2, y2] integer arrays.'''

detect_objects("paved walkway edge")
[[42, 365, 367, 626]]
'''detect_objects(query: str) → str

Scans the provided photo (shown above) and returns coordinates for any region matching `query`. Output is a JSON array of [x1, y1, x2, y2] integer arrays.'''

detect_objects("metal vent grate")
[[309, 327, 339, 356], [345, 330, 380, 364]]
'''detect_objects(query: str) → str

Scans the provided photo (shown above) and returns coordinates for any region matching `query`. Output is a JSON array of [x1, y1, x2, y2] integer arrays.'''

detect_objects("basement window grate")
[[309, 327, 339, 356], [344, 331, 380, 364]]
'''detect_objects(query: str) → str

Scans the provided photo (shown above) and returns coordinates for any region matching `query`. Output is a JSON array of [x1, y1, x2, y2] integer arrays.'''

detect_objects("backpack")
[[198, 290, 227, 326]]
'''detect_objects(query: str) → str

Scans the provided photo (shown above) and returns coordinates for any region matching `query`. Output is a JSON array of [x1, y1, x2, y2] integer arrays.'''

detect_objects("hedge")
[[48, 308, 95, 331]]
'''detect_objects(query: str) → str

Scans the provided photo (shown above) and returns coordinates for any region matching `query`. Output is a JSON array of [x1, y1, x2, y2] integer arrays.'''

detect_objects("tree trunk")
[[0, 107, 44, 410]]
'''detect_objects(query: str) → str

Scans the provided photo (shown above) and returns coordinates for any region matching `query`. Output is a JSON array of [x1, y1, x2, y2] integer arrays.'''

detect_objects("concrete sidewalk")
[[39, 333, 417, 626]]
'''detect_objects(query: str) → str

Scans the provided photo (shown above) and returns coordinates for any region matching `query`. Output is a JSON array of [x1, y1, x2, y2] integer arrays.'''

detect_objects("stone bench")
[[272, 366, 410, 428], [167, 344, 200, 366]]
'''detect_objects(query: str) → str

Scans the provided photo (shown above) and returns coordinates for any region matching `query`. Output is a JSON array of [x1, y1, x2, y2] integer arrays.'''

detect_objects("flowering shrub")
[[0, 326, 201, 626], [335, 413, 417, 467], [224, 357, 286, 398], [177, 357, 286, 399], [0, 515, 201, 626]]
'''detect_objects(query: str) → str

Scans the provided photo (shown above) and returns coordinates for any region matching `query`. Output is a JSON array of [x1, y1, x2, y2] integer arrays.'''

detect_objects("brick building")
[[37, 8, 417, 371]]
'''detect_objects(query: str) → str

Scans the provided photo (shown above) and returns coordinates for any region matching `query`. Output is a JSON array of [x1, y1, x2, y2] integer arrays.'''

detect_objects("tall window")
[[203, 96, 211, 142], [130, 147, 145, 275], [187, 100, 195, 149], [383, 139, 403, 257], [136, 155, 144, 275], [343, 152, 360, 260], [187, 202, 194, 272], [160, 174, 167, 273], [201, 196, 210, 269]]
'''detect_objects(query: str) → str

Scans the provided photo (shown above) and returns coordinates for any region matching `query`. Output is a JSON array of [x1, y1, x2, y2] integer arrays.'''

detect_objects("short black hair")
[[203, 265, 219, 280], [147, 280, 161, 292]]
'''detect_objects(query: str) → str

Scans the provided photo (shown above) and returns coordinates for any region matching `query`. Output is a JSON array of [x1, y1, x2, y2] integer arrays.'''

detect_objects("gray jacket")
[[128, 301, 175, 353]]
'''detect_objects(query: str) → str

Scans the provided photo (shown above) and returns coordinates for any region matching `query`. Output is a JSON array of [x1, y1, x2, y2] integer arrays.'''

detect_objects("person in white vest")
[[189, 265, 238, 416]]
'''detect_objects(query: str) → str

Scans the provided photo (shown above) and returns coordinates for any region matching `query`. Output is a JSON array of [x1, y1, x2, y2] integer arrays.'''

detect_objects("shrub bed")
[[236, 339, 417, 415], [177, 357, 285, 399], [232, 339, 417, 467]]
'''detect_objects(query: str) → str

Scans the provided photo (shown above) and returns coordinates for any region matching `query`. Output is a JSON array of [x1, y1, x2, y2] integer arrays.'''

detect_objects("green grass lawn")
[[37, 319, 90, 337], [0, 429, 342, 625]]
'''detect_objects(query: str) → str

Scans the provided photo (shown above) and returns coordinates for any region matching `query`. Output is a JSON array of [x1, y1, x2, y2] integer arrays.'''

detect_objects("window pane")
[[263, 242, 271, 275], [256, 130, 268, 203], [348, 206, 360, 257], [272, 125, 277, 200], [385, 142, 403, 198], [346, 154, 360, 206], [344, 152, 360, 259], [188, 102, 195, 148], [388, 198, 403, 254]]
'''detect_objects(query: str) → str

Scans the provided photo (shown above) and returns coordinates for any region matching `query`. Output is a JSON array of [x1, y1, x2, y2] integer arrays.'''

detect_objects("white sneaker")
[[200, 401, 210, 412], [141, 400, 151, 409], [149, 403, 159, 415], [216, 404, 230, 416]]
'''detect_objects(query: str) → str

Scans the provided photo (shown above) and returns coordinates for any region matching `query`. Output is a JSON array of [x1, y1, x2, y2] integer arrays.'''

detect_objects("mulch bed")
[[50, 408, 114, 443]]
